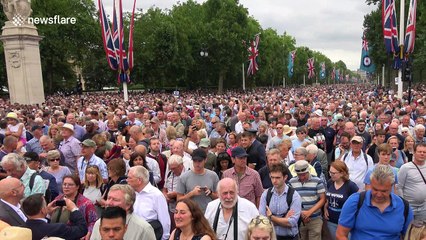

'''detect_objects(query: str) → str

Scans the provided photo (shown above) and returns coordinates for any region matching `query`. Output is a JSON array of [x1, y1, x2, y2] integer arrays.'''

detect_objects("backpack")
[[29, 172, 52, 203], [265, 186, 302, 226], [343, 152, 369, 169], [355, 191, 409, 226]]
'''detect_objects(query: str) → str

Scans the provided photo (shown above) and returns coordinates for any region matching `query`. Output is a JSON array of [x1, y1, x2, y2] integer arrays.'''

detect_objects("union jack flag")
[[362, 32, 369, 51], [331, 68, 336, 80], [98, 0, 118, 70], [307, 58, 315, 79], [404, 0, 417, 54], [382, 0, 399, 54], [247, 34, 260, 76]]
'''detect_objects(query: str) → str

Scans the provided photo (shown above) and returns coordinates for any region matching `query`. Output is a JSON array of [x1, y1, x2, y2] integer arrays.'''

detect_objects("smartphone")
[[55, 199, 66, 207], [199, 187, 207, 191]]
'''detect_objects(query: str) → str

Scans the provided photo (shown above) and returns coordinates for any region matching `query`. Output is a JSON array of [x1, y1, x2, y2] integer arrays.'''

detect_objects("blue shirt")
[[59, 136, 81, 173], [25, 137, 43, 154], [364, 164, 399, 193], [77, 154, 108, 181], [339, 191, 413, 240], [259, 186, 301, 237]]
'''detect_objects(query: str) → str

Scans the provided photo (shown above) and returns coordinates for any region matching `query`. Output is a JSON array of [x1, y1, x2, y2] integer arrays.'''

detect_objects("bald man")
[[0, 178, 27, 226]]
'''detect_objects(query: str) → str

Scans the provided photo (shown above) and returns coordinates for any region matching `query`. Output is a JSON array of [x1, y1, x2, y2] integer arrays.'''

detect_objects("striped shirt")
[[289, 175, 325, 219]]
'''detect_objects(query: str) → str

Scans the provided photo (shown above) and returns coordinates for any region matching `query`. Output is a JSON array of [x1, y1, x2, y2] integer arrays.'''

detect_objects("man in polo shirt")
[[76, 139, 108, 183], [259, 163, 302, 240], [176, 148, 219, 212], [337, 165, 414, 240], [341, 136, 374, 191], [59, 123, 81, 173], [25, 125, 44, 155], [222, 147, 263, 207], [289, 160, 325, 240]]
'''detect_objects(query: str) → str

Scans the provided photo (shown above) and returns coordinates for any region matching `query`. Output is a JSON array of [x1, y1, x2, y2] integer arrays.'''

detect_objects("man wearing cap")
[[0, 178, 26, 226], [308, 117, 327, 152], [1, 153, 46, 197], [340, 136, 374, 191], [223, 146, 263, 207], [77, 139, 108, 182], [198, 138, 217, 170], [24, 152, 59, 202], [25, 125, 44, 155], [176, 148, 219, 212], [289, 160, 326, 240], [59, 123, 82, 173]]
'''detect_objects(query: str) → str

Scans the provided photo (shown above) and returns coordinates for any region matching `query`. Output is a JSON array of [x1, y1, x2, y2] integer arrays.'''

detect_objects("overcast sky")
[[97, 0, 377, 71]]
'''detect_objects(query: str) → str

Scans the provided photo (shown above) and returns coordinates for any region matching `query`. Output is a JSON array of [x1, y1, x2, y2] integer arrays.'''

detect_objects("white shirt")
[[342, 150, 374, 191], [204, 197, 259, 240], [146, 156, 161, 184], [235, 121, 244, 134], [133, 183, 170, 240]]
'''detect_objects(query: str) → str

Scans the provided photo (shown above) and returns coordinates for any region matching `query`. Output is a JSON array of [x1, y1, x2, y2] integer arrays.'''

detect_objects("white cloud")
[[96, 0, 377, 70]]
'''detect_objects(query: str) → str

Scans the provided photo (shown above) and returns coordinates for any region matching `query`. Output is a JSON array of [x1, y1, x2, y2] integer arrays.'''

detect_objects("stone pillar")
[[0, 22, 45, 104]]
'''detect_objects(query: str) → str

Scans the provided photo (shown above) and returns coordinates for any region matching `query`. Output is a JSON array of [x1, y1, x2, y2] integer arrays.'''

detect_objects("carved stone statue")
[[1, 0, 32, 22]]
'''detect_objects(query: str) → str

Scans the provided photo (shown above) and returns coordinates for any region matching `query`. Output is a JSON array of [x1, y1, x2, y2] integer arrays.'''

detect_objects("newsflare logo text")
[[12, 14, 76, 26]]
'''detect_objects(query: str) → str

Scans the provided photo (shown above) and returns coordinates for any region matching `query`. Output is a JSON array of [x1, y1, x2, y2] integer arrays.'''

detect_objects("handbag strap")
[[412, 162, 426, 184]]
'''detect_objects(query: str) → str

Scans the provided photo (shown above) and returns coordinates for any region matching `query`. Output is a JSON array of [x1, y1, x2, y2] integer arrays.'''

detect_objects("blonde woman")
[[403, 135, 415, 162], [82, 165, 105, 216], [246, 215, 277, 240]]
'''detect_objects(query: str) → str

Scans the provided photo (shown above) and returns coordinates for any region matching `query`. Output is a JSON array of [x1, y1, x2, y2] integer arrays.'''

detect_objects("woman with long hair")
[[82, 165, 105, 216], [403, 135, 415, 162], [324, 161, 359, 240], [214, 151, 233, 179], [246, 215, 277, 240], [129, 152, 155, 185], [48, 124, 62, 148], [170, 199, 215, 240]]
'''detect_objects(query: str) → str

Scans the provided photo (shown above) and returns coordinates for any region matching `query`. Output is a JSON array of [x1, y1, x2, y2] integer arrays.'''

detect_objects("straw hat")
[[61, 123, 75, 133], [5, 112, 18, 121]]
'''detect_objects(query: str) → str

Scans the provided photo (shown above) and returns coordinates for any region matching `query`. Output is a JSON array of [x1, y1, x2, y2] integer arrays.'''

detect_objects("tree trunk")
[[218, 70, 225, 94]]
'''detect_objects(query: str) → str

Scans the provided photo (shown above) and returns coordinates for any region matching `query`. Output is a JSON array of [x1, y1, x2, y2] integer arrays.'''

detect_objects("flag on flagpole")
[[382, 0, 400, 69], [307, 58, 315, 79], [247, 34, 260, 76], [319, 62, 326, 80], [98, 0, 118, 71], [360, 32, 376, 73], [287, 50, 296, 78], [331, 68, 336, 81], [339, 70, 343, 82], [335, 69, 339, 82], [404, 0, 417, 55]]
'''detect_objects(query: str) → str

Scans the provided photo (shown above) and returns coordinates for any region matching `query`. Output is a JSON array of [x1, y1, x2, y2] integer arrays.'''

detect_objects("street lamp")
[[200, 49, 208, 57]]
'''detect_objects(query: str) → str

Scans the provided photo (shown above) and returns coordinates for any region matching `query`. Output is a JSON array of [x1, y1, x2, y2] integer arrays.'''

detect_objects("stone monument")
[[0, 0, 45, 104]]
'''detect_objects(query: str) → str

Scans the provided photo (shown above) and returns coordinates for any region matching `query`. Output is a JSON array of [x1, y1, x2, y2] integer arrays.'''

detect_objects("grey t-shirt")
[[176, 169, 219, 212], [398, 161, 426, 219]]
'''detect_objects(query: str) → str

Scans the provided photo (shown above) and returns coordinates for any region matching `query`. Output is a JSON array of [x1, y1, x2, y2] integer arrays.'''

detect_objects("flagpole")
[[303, 75, 305, 86], [397, 0, 405, 100], [283, 76, 285, 88], [123, 82, 128, 102], [242, 63, 246, 90], [382, 64, 385, 86]]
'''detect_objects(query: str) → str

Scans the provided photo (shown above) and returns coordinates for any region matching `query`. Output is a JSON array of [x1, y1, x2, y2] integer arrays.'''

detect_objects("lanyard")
[[212, 202, 238, 240]]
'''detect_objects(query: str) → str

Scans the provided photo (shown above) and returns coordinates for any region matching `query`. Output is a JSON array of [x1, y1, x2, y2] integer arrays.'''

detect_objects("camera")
[[55, 199, 66, 207]]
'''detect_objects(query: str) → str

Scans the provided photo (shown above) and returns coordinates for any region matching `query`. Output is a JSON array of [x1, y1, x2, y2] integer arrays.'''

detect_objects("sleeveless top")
[[8, 123, 26, 141], [174, 229, 205, 240]]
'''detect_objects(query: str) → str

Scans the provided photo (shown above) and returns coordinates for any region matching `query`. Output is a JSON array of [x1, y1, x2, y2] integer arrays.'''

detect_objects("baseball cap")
[[31, 125, 45, 131], [81, 139, 96, 147], [199, 138, 210, 148], [351, 136, 364, 143], [231, 147, 249, 158]]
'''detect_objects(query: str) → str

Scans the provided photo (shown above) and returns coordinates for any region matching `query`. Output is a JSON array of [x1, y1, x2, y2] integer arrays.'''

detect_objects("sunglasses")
[[250, 216, 271, 225], [50, 158, 60, 162], [295, 167, 308, 173]]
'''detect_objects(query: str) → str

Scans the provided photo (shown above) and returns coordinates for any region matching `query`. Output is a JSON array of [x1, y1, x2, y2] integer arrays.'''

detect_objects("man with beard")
[[356, 119, 371, 151], [204, 178, 259, 240]]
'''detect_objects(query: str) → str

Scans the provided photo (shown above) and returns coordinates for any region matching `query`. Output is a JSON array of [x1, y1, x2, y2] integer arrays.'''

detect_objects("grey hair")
[[130, 166, 149, 184], [414, 124, 425, 132], [306, 144, 318, 155], [216, 177, 238, 194], [295, 147, 308, 156], [1, 153, 26, 172], [168, 154, 183, 165], [370, 164, 395, 185], [109, 184, 136, 213]]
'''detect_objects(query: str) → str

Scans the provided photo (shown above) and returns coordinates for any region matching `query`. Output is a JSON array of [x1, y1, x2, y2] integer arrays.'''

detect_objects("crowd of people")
[[0, 83, 425, 240]]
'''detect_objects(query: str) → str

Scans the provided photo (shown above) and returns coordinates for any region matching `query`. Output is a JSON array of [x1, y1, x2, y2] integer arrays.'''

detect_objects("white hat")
[[62, 123, 74, 133], [0, 226, 32, 240], [314, 109, 323, 117]]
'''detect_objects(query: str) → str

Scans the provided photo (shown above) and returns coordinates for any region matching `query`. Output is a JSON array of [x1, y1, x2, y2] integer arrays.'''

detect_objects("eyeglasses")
[[50, 158, 60, 162], [250, 216, 271, 225], [62, 183, 76, 188], [211, 121, 217, 124]]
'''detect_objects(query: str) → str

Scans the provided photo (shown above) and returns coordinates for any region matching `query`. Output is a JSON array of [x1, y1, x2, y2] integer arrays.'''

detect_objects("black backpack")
[[265, 186, 302, 226], [29, 172, 52, 203]]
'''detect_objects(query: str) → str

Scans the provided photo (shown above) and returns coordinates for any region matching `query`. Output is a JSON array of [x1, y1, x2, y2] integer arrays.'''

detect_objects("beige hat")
[[62, 123, 74, 133], [199, 138, 210, 148], [282, 125, 292, 135], [5, 112, 18, 121], [351, 136, 364, 143], [0, 220, 10, 232], [0, 226, 32, 240], [294, 160, 310, 174]]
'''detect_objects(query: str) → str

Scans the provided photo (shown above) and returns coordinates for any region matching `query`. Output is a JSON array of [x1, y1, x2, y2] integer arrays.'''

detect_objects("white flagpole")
[[382, 64, 385, 86], [397, 0, 405, 99], [123, 82, 128, 102], [283, 76, 285, 88], [303, 75, 306, 86]]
